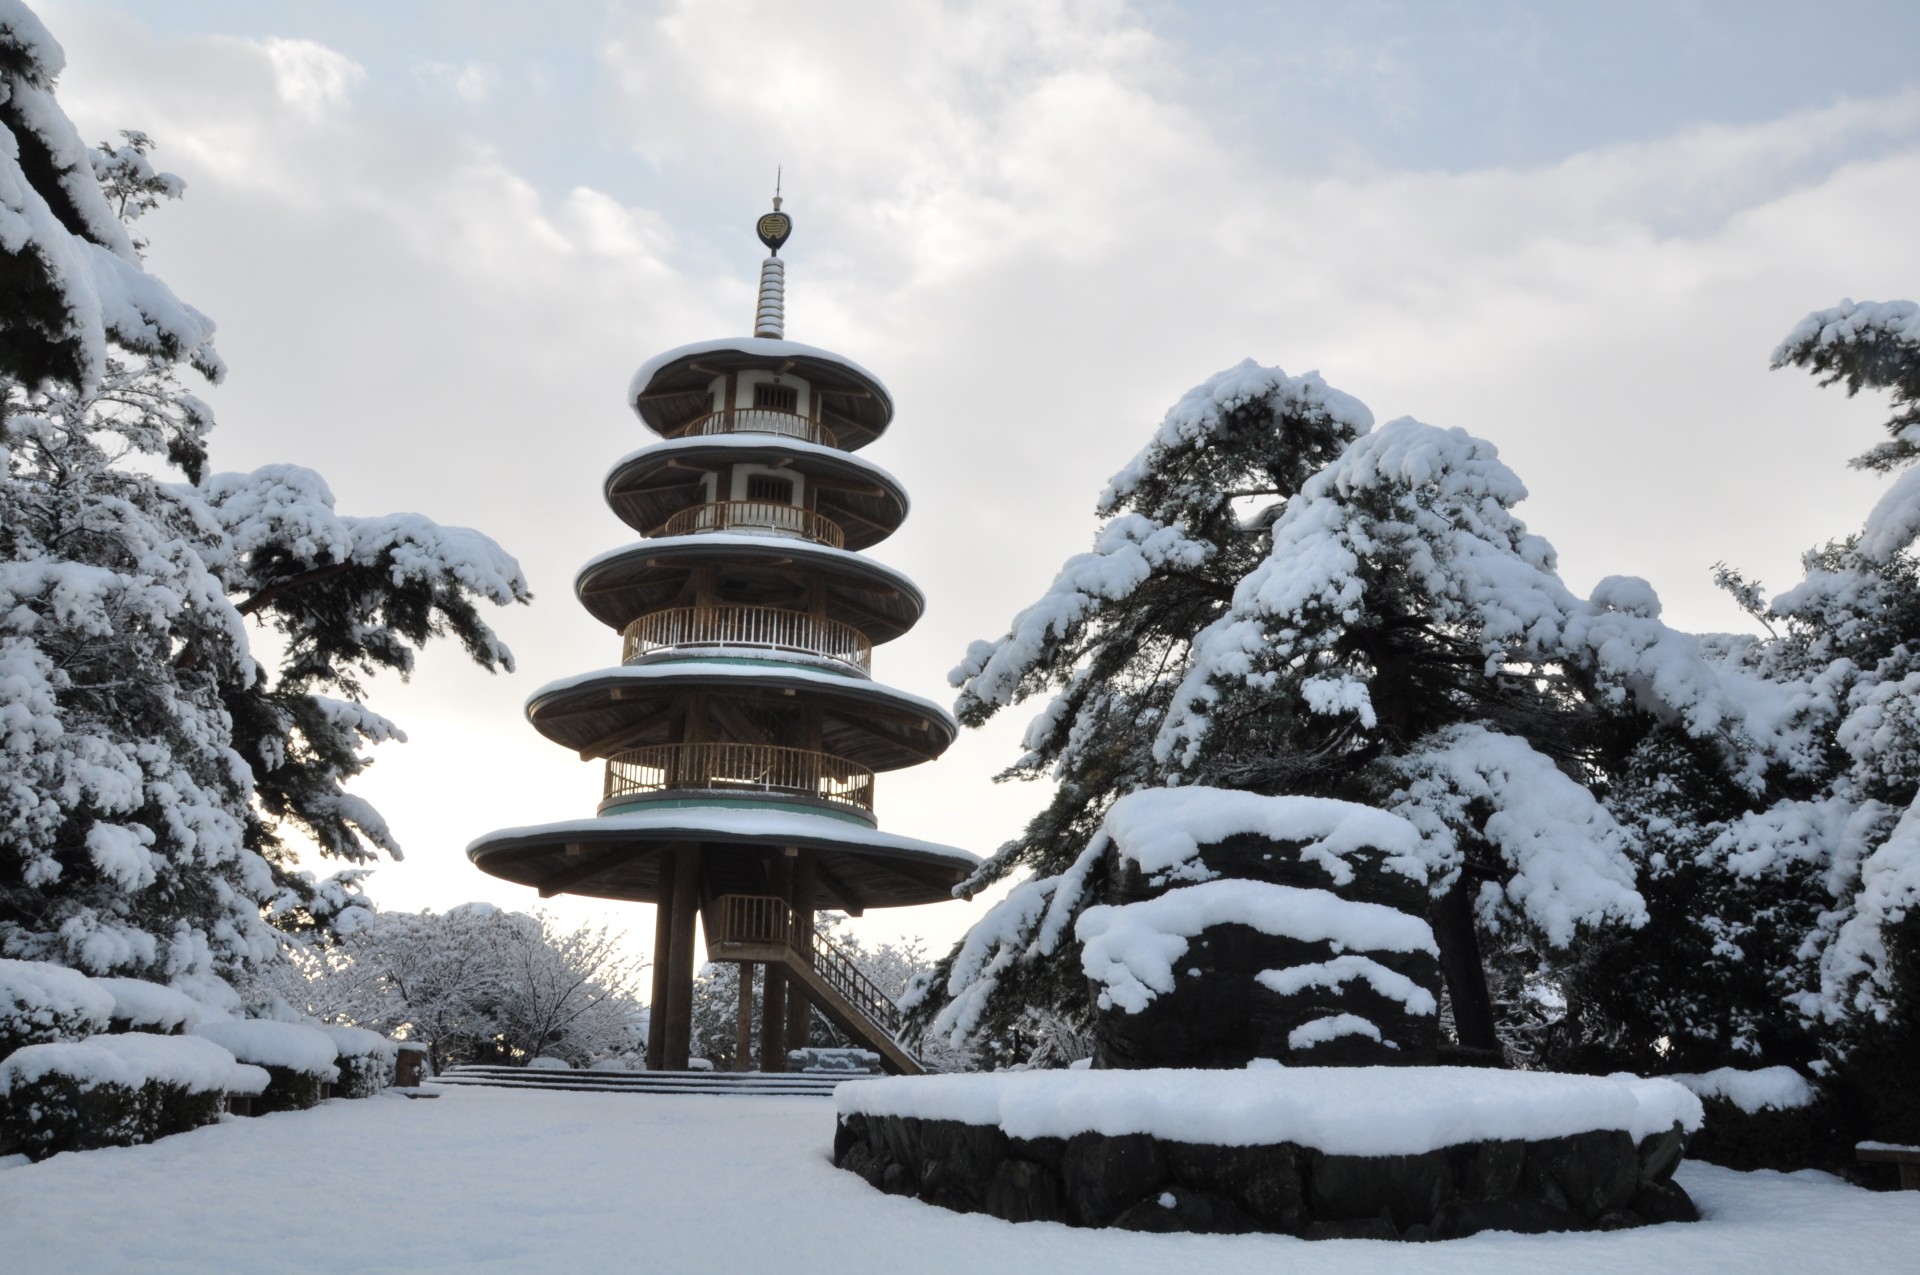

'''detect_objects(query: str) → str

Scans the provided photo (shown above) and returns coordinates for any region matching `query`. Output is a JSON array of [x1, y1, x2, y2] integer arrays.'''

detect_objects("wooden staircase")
[[705, 893, 924, 1075]]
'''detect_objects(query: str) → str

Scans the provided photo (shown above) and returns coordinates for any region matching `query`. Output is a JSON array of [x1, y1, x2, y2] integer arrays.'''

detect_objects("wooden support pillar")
[[646, 868, 674, 1071], [759, 850, 791, 1072], [662, 846, 702, 1070], [759, 965, 787, 1072], [734, 963, 755, 1073], [786, 848, 817, 1053]]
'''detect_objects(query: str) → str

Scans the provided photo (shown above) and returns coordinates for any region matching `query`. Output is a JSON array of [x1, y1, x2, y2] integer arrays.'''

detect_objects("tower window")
[[746, 474, 795, 503], [754, 383, 798, 413]]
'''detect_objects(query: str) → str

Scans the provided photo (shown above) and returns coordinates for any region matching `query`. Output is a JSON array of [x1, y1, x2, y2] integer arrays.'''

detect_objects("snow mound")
[[836, 1067, 1702, 1155], [1100, 787, 1426, 886], [0, 958, 114, 1042], [315, 1023, 397, 1061], [1076, 878, 1438, 1014], [227, 1063, 270, 1097], [0, 1033, 239, 1096], [1668, 1066, 1815, 1114], [91, 978, 202, 1033], [191, 1020, 339, 1078]]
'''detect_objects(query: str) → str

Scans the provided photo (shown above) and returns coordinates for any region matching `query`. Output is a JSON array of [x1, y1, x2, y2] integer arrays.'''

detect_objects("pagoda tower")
[[468, 199, 975, 1074]]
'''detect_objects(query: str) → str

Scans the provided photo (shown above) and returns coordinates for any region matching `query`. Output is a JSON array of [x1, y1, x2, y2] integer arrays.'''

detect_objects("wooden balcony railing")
[[653, 500, 845, 549], [622, 606, 871, 672], [670, 408, 837, 448], [710, 894, 904, 1038], [603, 742, 875, 815]]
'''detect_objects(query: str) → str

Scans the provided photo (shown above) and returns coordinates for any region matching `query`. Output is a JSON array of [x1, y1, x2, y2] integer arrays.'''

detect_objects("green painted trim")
[[596, 796, 875, 827]]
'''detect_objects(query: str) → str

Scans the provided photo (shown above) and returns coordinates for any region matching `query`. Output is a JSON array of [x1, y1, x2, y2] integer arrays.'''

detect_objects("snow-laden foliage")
[[0, 954, 111, 1051], [1385, 724, 1646, 948], [0, 30, 529, 990], [1772, 297, 1920, 478], [257, 905, 648, 1073], [0, 4, 219, 391], [910, 361, 1374, 1061], [0, 352, 529, 977], [913, 351, 1841, 1071]]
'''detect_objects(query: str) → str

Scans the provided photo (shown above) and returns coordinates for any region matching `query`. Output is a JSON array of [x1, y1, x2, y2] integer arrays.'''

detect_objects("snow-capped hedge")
[[190, 1020, 338, 1112], [1670, 1066, 1815, 1114], [0, 1034, 243, 1159], [92, 977, 203, 1035], [0, 959, 115, 1056], [1666, 1066, 1829, 1173], [316, 1023, 397, 1098]]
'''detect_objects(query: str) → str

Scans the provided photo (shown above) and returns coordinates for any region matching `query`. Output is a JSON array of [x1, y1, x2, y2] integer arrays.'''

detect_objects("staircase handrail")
[[712, 893, 910, 1049]]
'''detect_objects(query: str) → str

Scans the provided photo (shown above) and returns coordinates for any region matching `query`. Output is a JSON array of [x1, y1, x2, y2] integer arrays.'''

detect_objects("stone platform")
[[832, 1068, 1702, 1240]]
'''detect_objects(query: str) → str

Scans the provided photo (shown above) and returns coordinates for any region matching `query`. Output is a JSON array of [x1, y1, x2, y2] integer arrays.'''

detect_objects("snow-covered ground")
[[3, 1086, 1915, 1274]]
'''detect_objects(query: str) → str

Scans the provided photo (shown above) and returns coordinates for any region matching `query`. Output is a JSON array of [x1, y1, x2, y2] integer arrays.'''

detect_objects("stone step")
[[426, 1066, 849, 1097]]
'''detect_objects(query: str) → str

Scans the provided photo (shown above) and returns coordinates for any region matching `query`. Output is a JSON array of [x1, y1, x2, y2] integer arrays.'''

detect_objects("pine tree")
[[908, 365, 1787, 1069], [902, 362, 1374, 1058], [0, 6, 219, 391], [0, 6, 530, 993]]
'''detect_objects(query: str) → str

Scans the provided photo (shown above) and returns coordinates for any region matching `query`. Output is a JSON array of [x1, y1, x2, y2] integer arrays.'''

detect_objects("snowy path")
[[4, 1086, 1916, 1274]]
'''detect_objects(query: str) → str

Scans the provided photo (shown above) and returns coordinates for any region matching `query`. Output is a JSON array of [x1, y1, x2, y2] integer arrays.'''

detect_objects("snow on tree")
[[911, 362, 1801, 1068], [258, 905, 647, 1072], [1595, 298, 1920, 1141], [1556, 299, 1920, 1138], [904, 362, 1373, 1061], [0, 3, 218, 392], [0, 8, 529, 995]]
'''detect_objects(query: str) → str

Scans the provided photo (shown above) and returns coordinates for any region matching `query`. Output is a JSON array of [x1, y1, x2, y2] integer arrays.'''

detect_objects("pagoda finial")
[[754, 180, 791, 339]]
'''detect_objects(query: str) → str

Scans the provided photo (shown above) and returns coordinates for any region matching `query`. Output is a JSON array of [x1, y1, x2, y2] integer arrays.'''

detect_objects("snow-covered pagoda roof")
[[466, 807, 977, 913], [574, 533, 926, 639], [628, 337, 895, 450], [526, 660, 958, 772]]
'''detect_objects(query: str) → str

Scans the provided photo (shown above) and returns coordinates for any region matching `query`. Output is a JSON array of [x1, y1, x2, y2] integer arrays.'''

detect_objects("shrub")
[[96, 1034, 242, 1137], [92, 978, 203, 1036], [316, 1024, 397, 1099], [0, 960, 114, 1058], [0, 1042, 146, 1159], [191, 1020, 338, 1113], [1670, 1066, 1838, 1172]]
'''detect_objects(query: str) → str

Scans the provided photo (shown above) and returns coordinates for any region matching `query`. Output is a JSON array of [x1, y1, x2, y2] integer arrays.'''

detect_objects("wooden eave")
[[573, 541, 924, 639], [526, 669, 956, 771], [470, 825, 971, 911], [631, 349, 893, 451]]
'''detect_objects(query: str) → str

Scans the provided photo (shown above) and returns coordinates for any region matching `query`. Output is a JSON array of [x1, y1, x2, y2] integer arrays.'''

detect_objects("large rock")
[[1084, 793, 1445, 1070]]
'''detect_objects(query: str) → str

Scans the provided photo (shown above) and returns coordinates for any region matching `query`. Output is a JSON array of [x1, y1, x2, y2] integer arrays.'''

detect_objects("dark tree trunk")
[[1432, 877, 1502, 1058]]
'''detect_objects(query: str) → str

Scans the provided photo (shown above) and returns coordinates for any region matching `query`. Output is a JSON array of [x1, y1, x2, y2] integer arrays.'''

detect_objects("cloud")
[[262, 37, 364, 120], [413, 58, 495, 106]]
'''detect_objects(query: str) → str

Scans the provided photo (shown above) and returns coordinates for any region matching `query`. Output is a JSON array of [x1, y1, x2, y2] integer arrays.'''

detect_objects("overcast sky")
[[36, 0, 1920, 958]]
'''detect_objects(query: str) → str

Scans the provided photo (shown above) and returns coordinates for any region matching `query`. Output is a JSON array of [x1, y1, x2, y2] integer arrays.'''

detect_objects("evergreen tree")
[[908, 366, 1779, 1068], [1570, 299, 1920, 1130], [0, 5, 530, 993], [903, 362, 1373, 1057], [0, 5, 218, 390], [1656, 298, 1920, 1140]]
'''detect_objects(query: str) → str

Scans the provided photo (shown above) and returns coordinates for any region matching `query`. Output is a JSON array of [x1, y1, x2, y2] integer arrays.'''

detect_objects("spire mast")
[[753, 173, 792, 339]]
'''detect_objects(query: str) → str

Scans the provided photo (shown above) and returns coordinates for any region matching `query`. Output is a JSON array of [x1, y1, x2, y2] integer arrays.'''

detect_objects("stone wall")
[[834, 1111, 1697, 1239]]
